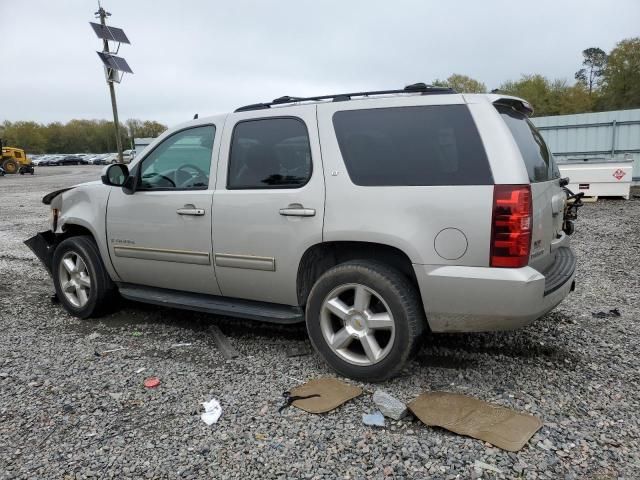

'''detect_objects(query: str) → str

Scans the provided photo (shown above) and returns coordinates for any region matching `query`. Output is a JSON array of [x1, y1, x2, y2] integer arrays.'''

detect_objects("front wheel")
[[52, 236, 116, 319], [305, 260, 425, 382]]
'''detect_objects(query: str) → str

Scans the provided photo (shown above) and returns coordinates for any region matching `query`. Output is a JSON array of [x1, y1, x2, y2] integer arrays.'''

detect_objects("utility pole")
[[97, 6, 123, 163], [92, 4, 132, 163]]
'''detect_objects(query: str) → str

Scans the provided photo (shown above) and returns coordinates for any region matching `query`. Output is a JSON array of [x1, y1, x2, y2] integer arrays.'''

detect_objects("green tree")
[[575, 47, 607, 95], [433, 74, 487, 93], [498, 74, 594, 116], [599, 37, 640, 110]]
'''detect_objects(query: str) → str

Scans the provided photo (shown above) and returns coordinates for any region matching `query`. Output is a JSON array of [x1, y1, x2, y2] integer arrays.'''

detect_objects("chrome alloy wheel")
[[58, 251, 92, 308], [320, 283, 396, 366]]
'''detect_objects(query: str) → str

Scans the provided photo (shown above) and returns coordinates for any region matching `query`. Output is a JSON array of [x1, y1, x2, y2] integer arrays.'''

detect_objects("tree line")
[[0, 119, 167, 155], [434, 37, 640, 117], [1, 37, 638, 153]]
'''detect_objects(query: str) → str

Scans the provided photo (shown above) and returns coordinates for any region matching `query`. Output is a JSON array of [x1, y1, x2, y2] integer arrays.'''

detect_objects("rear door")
[[211, 106, 324, 305], [496, 105, 565, 271]]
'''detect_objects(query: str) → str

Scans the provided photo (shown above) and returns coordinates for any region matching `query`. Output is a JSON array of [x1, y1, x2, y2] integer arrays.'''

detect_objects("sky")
[[1, 0, 639, 127]]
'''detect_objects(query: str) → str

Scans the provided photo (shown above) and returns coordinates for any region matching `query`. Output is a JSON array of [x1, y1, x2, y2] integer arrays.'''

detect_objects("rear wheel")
[[2, 159, 18, 174], [52, 236, 116, 319], [305, 260, 425, 381]]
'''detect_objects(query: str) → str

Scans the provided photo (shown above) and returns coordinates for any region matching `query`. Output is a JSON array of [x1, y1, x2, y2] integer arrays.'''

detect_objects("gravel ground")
[[1, 166, 639, 479]]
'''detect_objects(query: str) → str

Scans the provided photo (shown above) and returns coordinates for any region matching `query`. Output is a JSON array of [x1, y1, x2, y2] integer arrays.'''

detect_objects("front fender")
[[30, 182, 121, 282]]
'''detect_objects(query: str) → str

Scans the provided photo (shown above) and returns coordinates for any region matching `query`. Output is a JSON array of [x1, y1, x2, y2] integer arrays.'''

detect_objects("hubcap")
[[320, 283, 395, 366], [58, 251, 91, 308]]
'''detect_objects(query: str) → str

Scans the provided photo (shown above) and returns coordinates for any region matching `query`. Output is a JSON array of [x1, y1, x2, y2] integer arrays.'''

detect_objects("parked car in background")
[[55, 155, 88, 166], [122, 149, 136, 162], [32, 155, 50, 166], [87, 154, 108, 165], [104, 153, 119, 164]]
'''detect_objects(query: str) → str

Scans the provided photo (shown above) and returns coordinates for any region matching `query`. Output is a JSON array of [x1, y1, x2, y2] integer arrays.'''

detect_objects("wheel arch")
[[58, 220, 121, 282], [296, 241, 419, 307]]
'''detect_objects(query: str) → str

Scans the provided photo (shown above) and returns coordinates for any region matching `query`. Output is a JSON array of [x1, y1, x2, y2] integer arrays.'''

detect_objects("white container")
[[558, 160, 633, 199]]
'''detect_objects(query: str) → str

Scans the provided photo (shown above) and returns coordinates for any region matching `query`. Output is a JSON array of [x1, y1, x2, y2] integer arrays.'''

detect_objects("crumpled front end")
[[24, 230, 58, 275]]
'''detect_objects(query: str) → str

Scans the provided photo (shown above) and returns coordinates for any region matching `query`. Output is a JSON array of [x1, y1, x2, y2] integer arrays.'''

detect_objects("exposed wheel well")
[[60, 224, 95, 242], [296, 241, 418, 306]]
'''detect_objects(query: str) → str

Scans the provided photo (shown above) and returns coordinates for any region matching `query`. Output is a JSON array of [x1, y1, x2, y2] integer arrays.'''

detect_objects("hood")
[[42, 181, 102, 205]]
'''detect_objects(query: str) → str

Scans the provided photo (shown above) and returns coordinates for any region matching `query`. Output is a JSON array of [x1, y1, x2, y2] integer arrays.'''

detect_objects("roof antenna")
[[193, 113, 199, 119]]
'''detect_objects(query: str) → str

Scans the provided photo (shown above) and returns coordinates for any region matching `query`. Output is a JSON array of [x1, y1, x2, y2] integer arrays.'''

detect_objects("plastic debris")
[[362, 411, 385, 427], [170, 343, 192, 348], [98, 347, 126, 356], [373, 390, 408, 420], [474, 460, 503, 474], [135, 367, 146, 374], [143, 376, 161, 388], [201, 398, 222, 425], [279, 391, 320, 413], [592, 308, 621, 318]]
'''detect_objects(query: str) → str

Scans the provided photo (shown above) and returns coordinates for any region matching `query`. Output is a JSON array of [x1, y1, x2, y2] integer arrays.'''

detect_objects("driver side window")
[[138, 125, 216, 190]]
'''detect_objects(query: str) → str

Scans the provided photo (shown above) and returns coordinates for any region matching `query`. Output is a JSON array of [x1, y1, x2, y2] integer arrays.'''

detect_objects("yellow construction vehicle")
[[0, 139, 35, 175]]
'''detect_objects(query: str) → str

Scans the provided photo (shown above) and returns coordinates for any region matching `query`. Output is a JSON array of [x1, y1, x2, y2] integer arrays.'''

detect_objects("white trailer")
[[559, 159, 633, 200]]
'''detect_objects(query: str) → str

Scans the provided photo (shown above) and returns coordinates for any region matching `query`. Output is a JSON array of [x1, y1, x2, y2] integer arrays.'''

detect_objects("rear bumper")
[[414, 248, 576, 332], [24, 231, 57, 275]]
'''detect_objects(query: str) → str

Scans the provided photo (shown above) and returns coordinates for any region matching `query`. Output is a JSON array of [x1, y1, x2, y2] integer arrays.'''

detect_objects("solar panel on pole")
[[90, 22, 131, 44], [97, 52, 133, 74]]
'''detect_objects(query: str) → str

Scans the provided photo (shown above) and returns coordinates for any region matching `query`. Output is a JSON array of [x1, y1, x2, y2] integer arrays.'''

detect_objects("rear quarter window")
[[332, 104, 492, 186], [497, 105, 560, 183]]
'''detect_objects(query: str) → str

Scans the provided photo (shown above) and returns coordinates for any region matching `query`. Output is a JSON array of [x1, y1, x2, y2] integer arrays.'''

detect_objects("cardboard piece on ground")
[[408, 392, 542, 452], [289, 378, 362, 414]]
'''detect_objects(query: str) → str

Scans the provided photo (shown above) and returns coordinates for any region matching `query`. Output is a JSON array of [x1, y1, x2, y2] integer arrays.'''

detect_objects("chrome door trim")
[[214, 253, 276, 271], [113, 245, 211, 265]]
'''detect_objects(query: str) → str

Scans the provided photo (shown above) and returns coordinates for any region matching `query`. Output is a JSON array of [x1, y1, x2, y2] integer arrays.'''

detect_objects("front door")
[[212, 106, 324, 305], [106, 124, 222, 295]]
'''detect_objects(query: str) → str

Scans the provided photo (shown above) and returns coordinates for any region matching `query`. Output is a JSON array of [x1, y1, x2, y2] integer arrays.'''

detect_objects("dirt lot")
[[1, 166, 639, 479]]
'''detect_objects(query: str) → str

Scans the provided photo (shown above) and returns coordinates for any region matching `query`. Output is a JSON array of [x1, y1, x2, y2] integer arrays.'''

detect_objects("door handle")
[[177, 204, 205, 216], [279, 204, 316, 217]]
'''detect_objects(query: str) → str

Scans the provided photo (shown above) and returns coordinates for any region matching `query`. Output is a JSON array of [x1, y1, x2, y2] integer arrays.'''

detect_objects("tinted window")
[[332, 105, 492, 186], [139, 125, 215, 190], [228, 118, 312, 189], [497, 105, 560, 182]]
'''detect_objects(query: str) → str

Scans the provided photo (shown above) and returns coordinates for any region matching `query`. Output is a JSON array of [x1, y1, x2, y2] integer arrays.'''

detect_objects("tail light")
[[490, 185, 532, 268]]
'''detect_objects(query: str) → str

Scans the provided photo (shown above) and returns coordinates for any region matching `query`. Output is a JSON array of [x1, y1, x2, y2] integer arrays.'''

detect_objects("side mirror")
[[101, 163, 129, 187]]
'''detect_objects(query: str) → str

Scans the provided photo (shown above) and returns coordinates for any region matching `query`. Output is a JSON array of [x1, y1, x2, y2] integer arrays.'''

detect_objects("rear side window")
[[228, 118, 312, 189], [332, 105, 492, 186], [497, 105, 560, 182]]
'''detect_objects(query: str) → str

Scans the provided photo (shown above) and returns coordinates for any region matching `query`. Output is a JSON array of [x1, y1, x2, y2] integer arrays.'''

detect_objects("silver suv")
[[26, 84, 578, 381]]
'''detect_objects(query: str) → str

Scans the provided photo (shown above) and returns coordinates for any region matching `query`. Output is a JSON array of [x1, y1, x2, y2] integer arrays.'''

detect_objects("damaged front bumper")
[[24, 231, 58, 275]]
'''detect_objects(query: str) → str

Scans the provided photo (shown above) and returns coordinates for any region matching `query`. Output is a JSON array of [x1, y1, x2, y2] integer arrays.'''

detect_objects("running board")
[[117, 284, 304, 324]]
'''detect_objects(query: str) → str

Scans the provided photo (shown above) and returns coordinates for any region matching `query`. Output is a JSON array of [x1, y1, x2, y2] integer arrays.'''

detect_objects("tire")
[[2, 159, 18, 174], [52, 236, 116, 319], [305, 260, 425, 382]]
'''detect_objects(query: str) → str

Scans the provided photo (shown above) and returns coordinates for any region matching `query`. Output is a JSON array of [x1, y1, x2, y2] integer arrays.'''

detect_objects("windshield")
[[497, 104, 560, 183]]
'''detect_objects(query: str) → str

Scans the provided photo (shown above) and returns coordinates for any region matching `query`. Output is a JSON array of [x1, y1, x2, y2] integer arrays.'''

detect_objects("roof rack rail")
[[234, 83, 456, 112]]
